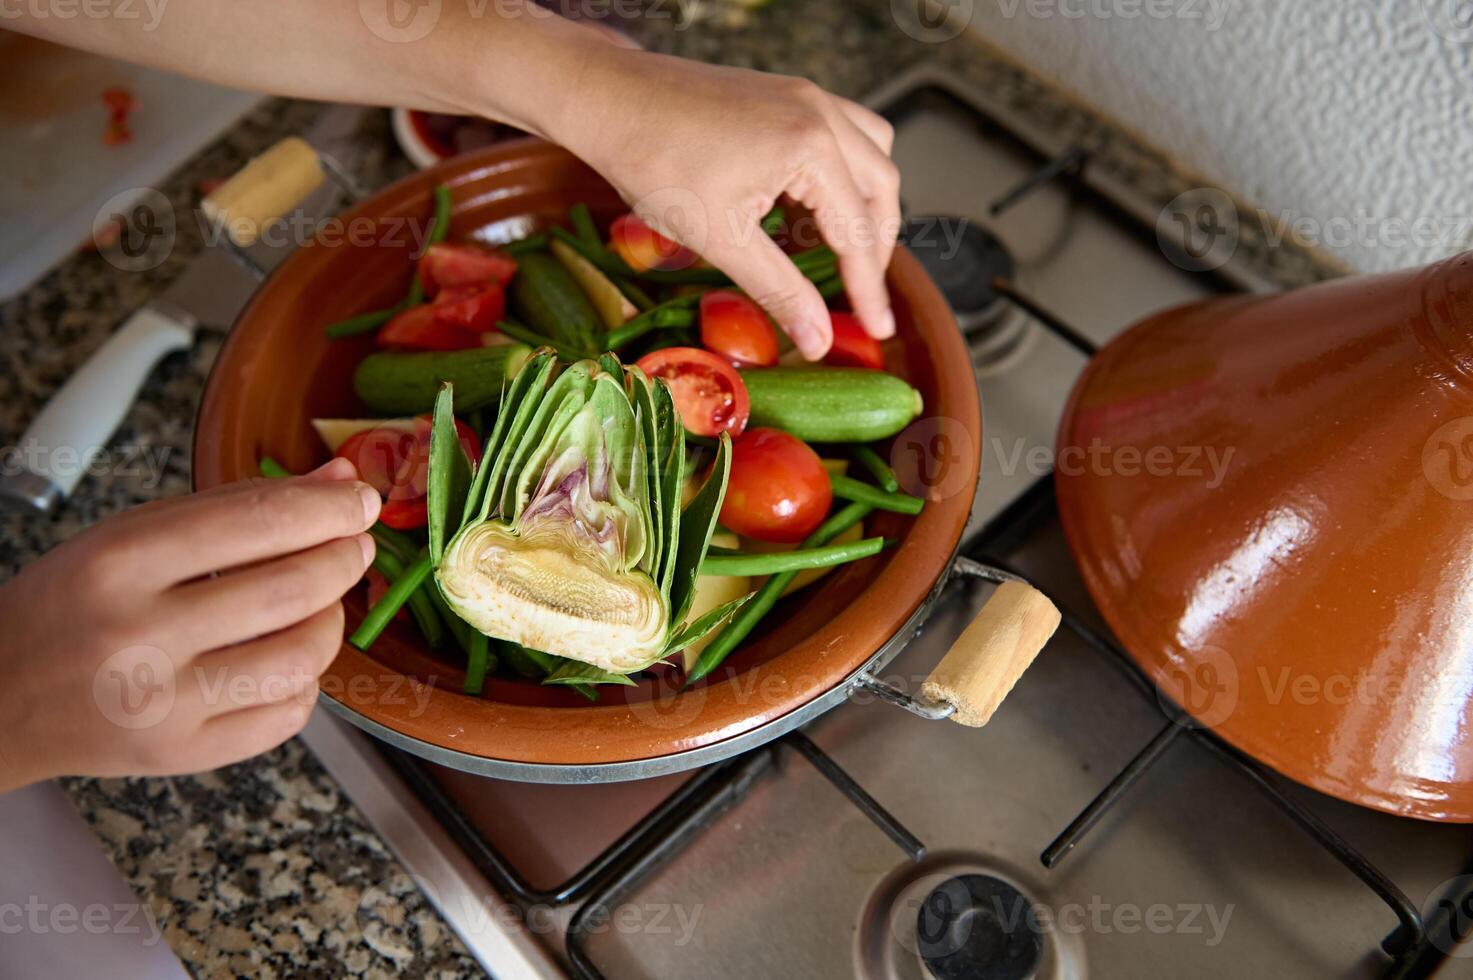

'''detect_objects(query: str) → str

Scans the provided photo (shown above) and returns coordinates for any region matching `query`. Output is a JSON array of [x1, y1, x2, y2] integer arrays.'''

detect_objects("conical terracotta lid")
[[1056, 252, 1473, 822]]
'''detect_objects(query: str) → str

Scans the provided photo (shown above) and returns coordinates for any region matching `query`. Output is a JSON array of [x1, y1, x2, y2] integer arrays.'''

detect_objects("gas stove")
[[302, 64, 1473, 978]]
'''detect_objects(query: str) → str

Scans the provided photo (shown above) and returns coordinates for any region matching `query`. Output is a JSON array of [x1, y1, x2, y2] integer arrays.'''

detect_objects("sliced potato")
[[680, 531, 750, 671], [311, 417, 417, 453], [551, 238, 638, 329]]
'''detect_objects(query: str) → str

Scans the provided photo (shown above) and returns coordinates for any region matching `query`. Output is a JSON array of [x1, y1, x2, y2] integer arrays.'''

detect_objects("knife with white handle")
[[0, 134, 341, 513]]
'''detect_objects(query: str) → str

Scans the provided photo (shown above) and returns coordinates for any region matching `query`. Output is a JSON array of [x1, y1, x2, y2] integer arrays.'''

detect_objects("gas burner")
[[917, 875, 1042, 980], [900, 216, 1033, 372], [854, 852, 1084, 980]]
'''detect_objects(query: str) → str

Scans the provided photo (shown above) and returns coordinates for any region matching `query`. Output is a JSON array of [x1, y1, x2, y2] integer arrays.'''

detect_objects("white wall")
[[960, 0, 1473, 273]]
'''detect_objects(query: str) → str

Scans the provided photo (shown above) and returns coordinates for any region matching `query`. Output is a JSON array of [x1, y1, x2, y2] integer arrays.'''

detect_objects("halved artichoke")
[[427, 351, 745, 679]]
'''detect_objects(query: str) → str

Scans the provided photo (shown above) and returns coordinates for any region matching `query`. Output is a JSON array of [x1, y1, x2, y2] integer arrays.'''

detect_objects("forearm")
[[5, 0, 612, 144]]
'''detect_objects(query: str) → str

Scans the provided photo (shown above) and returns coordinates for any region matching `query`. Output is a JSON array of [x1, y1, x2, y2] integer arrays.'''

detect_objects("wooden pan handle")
[[919, 580, 1060, 727], [200, 137, 325, 247]]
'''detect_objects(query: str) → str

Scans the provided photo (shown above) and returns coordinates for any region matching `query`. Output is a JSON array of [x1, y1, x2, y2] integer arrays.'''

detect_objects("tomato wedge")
[[609, 213, 695, 271], [636, 347, 750, 438], [336, 417, 480, 530], [700, 290, 779, 367], [417, 242, 518, 297], [719, 428, 833, 543], [390, 415, 481, 503], [432, 281, 506, 333], [377, 305, 480, 351], [824, 312, 885, 370]]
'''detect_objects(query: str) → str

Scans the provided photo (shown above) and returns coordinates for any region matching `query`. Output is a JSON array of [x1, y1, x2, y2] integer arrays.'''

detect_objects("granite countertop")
[[0, 2, 1332, 976]]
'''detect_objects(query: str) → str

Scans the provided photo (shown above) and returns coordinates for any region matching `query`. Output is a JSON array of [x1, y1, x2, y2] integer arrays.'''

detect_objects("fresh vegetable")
[[406, 186, 454, 306], [257, 456, 292, 480], [851, 444, 899, 493], [324, 304, 404, 339], [699, 290, 779, 367], [739, 367, 923, 442], [377, 304, 480, 351], [418, 241, 518, 296], [425, 354, 744, 674], [677, 531, 750, 671], [508, 250, 602, 355], [829, 472, 925, 515], [550, 237, 636, 329], [353, 343, 531, 415], [699, 537, 884, 576], [350, 551, 434, 651], [636, 347, 751, 438], [335, 425, 417, 496], [686, 501, 874, 683], [431, 282, 506, 333], [371, 547, 443, 647], [719, 428, 833, 543], [824, 311, 885, 370], [609, 212, 694, 271], [311, 417, 417, 453]]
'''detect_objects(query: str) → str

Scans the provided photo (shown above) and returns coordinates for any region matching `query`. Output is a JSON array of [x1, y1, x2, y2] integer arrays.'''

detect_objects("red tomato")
[[720, 428, 833, 543], [824, 312, 885, 370], [336, 426, 416, 496], [417, 242, 518, 297], [379, 498, 429, 530], [432, 282, 505, 333], [636, 347, 751, 438], [609, 213, 694, 271], [377, 305, 480, 351], [390, 416, 482, 502], [700, 290, 779, 367]]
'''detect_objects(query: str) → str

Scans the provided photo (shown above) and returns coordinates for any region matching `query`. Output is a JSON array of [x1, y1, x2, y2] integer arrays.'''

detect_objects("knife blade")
[[0, 106, 372, 513]]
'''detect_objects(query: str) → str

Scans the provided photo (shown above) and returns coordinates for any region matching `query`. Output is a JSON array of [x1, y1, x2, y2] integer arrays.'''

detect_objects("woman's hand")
[[544, 50, 902, 360], [0, 459, 377, 792]]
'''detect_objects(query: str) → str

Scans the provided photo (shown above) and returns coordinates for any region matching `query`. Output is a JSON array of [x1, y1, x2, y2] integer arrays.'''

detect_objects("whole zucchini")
[[739, 367, 924, 442], [508, 250, 602, 353], [353, 343, 531, 415]]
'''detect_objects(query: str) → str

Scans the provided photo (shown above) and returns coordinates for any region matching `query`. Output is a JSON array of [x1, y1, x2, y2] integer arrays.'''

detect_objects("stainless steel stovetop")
[[303, 65, 1473, 979]]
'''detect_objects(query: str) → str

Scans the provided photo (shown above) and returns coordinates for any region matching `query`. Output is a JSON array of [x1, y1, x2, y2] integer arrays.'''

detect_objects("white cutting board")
[[0, 34, 263, 299]]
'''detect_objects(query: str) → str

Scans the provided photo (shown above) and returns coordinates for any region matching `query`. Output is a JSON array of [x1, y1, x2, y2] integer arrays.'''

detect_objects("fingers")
[[833, 97, 895, 155], [195, 695, 318, 767], [828, 109, 903, 280], [790, 155, 895, 344], [706, 229, 834, 359], [189, 603, 344, 713], [167, 534, 372, 652], [129, 476, 380, 585]]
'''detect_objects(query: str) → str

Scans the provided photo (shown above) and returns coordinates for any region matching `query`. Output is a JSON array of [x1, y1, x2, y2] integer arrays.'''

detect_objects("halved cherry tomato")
[[609, 213, 694, 271], [432, 281, 505, 333], [719, 428, 833, 543], [377, 305, 480, 351], [636, 347, 750, 438], [389, 416, 482, 503], [700, 290, 779, 367], [824, 312, 885, 370], [336, 426, 416, 496], [379, 498, 429, 530], [417, 242, 518, 297]]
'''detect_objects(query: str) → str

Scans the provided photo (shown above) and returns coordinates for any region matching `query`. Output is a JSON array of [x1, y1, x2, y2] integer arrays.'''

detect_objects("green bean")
[[353, 550, 440, 650], [495, 319, 591, 361], [258, 457, 292, 479], [463, 632, 490, 695], [760, 205, 786, 237], [686, 501, 873, 683], [370, 523, 417, 565], [505, 233, 547, 255], [699, 537, 885, 576], [350, 551, 434, 651], [614, 276, 655, 311], [604, 293, 704, 349], [324, 303, 404, 339], [829, 473, 924, 515], [568, 203, 600, 248], [851, 445, 899, 493], [405, 185, 453, 306]]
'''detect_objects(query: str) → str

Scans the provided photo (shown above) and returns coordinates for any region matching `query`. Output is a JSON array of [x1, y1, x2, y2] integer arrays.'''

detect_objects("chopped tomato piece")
[[379, 498, 429, 530], [377, 305, 479, 351], [700, 290, 779, 367], [636, 347, 750, 438], [388, 416, 481, 502], [823, 312, 886, 370], [336, 426, 416, 496], [720, 428, 833, 543], [432, 281, 505, 333], [609, 213, 694, 271], [417, 242, 518, 297]]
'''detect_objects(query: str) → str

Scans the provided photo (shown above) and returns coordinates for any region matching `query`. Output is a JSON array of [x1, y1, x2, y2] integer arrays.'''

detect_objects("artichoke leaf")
[[668, 432, 731, 627], [663, 590, 753, 656], [428, 382, 472, 565], [465, 350, 556, 525], [544, 658, 639, 687], [654, 379, 685, 594], [501, 361, 595, 519]]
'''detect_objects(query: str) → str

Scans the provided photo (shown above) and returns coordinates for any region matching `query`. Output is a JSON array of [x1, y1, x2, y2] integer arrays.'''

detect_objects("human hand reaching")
[[0, 459, 377, 791]]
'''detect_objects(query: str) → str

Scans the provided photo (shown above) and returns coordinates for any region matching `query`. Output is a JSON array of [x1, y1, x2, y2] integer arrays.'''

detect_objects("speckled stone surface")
[[0, 1, 1332, 975]]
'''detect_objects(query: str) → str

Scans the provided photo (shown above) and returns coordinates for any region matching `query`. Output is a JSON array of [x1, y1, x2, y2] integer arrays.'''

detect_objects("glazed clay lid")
[[192, 140, 981, 773], [1056, 251, 1473, 823]]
